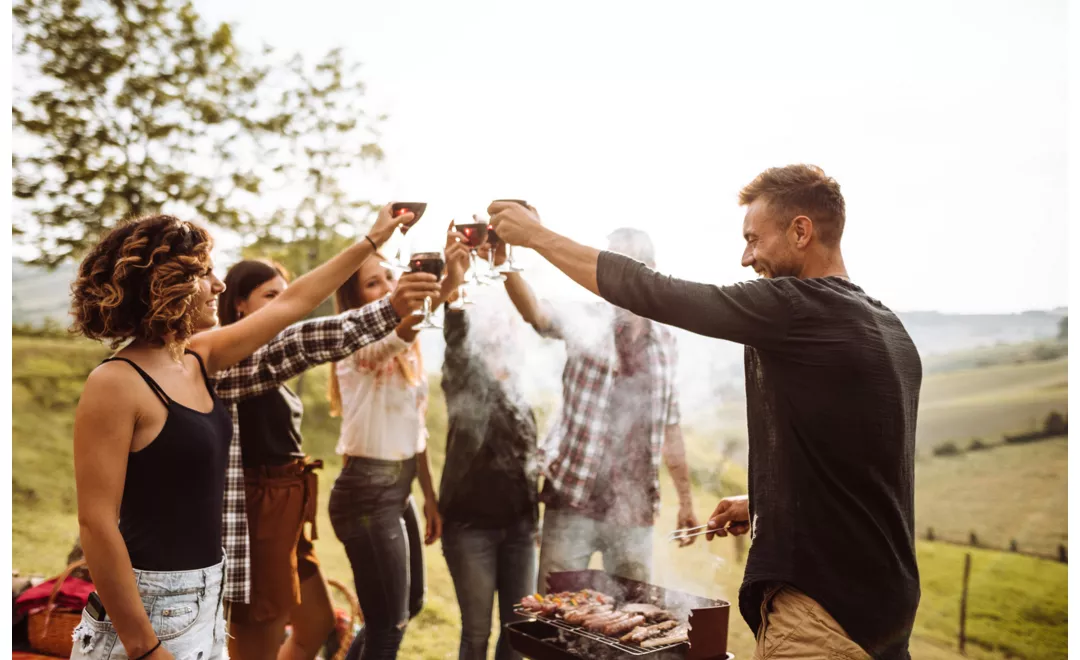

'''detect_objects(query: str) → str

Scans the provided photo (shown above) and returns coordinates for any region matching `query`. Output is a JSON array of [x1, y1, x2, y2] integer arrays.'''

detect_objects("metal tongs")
[[668, 519, 750, 542]]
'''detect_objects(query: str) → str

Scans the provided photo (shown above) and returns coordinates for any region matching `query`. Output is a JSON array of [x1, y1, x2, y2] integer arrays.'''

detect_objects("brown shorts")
[[229, 458, 323, 624]]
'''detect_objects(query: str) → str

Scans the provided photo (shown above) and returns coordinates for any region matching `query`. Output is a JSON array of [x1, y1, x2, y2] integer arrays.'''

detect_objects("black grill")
[[505, 570, 732, 660]]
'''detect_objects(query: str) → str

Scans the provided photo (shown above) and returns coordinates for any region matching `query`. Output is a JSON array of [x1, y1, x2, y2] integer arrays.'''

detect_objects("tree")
[[12, 0, 274, 266], [12, 1, 385, 269], [1059, 316, 1067, 342], [241, 48, 385, 273]]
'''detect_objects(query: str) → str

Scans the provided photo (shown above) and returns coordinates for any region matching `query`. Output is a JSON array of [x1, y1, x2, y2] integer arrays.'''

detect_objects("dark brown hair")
[[218, 259, 291, 327], [739, 164, 846, 246], [71, 214, 213, 355]]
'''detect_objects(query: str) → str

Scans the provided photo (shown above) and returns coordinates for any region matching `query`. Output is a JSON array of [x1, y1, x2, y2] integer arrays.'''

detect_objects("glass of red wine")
[[408, 249, 445, 330], [492, 199, 527, 273], [456, 218, 491, 287], [380, 203, 427, 272]]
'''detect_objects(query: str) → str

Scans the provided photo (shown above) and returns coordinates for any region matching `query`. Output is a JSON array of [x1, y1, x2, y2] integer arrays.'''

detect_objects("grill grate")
[[513, 607, 688, 656]]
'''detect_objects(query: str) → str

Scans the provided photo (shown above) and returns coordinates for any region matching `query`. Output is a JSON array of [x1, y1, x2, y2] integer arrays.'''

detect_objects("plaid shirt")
[[210, 297, 399, 604], [538, 302, 680, 516]]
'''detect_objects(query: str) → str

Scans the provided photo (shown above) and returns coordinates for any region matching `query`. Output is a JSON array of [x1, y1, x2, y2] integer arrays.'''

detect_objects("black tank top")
[[105, 350, 232, 571]]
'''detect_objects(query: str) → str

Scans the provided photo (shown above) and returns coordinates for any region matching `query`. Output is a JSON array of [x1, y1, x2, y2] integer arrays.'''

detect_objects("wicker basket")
[[27, 559, 89, 658], [326, 578, 363, 660]]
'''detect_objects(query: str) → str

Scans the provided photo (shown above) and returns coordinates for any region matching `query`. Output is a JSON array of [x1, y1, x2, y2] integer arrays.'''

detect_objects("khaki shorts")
[[753, 584, 870, 660], [229, 459, 322, 624]]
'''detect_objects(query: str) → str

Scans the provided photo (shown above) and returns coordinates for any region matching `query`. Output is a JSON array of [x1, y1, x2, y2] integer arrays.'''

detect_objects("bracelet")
[[133, 641, 161, 660], [363, 235, 378, 251]]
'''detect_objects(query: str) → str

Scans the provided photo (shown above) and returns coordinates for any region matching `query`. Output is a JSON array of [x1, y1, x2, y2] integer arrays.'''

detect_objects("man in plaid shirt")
[[210, 277, 429, 608], [500, 228, 699, 593]]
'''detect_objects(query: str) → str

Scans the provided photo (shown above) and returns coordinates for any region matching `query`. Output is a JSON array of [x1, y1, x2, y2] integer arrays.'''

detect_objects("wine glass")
[[492, 199, 527, 273], [484, 221, 507, 283], [448, 220, 474, 310], [407, 246, 445, 331], [456, 217, 491, 286], [380, 202, 428, 271], [380, 244, 410, 273]]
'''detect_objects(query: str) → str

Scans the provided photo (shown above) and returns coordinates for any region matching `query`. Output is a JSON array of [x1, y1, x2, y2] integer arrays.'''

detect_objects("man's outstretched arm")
[[488, 201, 602, 297], [488, 201, 793, 349]]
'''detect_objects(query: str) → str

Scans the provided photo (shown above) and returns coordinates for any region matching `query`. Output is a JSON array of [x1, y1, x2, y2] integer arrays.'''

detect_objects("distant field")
[[707, 355, 1068, 454], [10, 336, 1067, 660], [915, 437, 1068, 556]]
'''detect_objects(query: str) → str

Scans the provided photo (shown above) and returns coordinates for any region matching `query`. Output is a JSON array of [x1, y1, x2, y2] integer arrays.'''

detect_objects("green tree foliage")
[[12, 0, 273, 265], [240, 47, 385, 275], [13, 0, 385, 269]]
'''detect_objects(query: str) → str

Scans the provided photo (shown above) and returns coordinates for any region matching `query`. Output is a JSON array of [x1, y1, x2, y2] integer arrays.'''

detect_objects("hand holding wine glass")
[[476, 240, 506, 268], [389, 272, 442, 319], [369, 202, 416, 247], [443, 222, 471, 300], [487, 200, 537, 271], [407, 236, 452, 330]]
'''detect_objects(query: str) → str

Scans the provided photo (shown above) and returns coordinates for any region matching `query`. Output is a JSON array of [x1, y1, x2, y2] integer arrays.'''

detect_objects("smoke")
[[422, 259, 747, 606]]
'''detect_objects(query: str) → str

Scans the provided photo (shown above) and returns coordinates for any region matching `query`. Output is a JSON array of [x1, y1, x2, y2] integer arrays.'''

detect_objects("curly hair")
[[71, 214, 214, 355]]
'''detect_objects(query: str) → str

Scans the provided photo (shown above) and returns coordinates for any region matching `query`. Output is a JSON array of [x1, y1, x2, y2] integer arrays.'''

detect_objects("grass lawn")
[[10, 337, 1067, 659]]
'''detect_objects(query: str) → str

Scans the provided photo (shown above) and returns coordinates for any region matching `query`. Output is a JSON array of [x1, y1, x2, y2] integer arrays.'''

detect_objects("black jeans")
[[329, 456, 425, 660]]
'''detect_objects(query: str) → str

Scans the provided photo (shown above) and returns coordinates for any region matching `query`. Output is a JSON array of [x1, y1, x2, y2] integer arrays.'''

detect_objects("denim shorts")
[[71, 559, 227, 660]]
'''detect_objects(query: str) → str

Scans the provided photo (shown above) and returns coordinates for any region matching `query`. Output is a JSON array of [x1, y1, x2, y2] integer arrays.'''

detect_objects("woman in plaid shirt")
[[214, 253, 456, 660]]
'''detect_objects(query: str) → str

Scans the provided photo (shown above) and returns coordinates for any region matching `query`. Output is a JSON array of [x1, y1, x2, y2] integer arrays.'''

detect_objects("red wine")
[[391, 202, 427, 233], [409, 252, 445, 278], [487, 225, 500, 244], [456, 223, 488, 248]]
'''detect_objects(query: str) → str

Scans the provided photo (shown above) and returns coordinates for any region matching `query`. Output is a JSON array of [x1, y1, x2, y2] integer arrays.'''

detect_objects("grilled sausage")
[[604, 615, 645, 637]]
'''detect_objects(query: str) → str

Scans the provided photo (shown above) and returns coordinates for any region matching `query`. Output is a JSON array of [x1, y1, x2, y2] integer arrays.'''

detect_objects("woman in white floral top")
[[327, 232, 469, 660]]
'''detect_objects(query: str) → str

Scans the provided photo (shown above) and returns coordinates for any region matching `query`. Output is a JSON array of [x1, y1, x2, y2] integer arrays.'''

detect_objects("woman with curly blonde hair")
[[69, 206, 438, 660]]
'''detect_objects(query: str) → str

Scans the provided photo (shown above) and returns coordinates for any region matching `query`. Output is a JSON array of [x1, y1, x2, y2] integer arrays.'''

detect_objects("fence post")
[[959, 553, 972, 654]]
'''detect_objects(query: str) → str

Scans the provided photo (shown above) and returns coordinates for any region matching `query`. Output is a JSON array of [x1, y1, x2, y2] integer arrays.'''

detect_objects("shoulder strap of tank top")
[[100, 357, 172, 408], [184, 349, 213, 388]]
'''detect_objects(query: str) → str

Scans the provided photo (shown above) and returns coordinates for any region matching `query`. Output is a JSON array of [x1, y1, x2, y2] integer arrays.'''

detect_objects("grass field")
[[706, 354, 1068, 454], [10, 336, 1068, 659], [916, 437, 1068, 556]]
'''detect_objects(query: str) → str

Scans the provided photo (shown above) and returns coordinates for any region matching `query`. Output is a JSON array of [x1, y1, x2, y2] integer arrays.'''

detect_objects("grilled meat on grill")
[[603, 614, 646, 636], [640, 625, 689, 649], [619, 620, 680, 644], [563, 603, 613, 625], [618, 603, 673, 622]]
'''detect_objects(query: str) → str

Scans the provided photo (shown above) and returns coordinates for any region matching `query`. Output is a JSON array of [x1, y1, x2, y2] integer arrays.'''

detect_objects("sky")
[[16, 0, 1071, 314]]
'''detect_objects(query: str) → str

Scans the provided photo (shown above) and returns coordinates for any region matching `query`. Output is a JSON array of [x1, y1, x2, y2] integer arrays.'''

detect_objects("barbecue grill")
[[507, 570, 732, 660]]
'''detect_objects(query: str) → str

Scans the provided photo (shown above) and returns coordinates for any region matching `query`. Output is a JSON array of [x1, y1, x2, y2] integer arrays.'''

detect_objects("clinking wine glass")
[[380, 202, 428, 272], [492, 199, 527, 273], [485, 224, 508, 283], [448, 220, 474, 309], [380, 245, 410, 273], [408, 249, 445, 331], [456, 218, 491, 286]]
